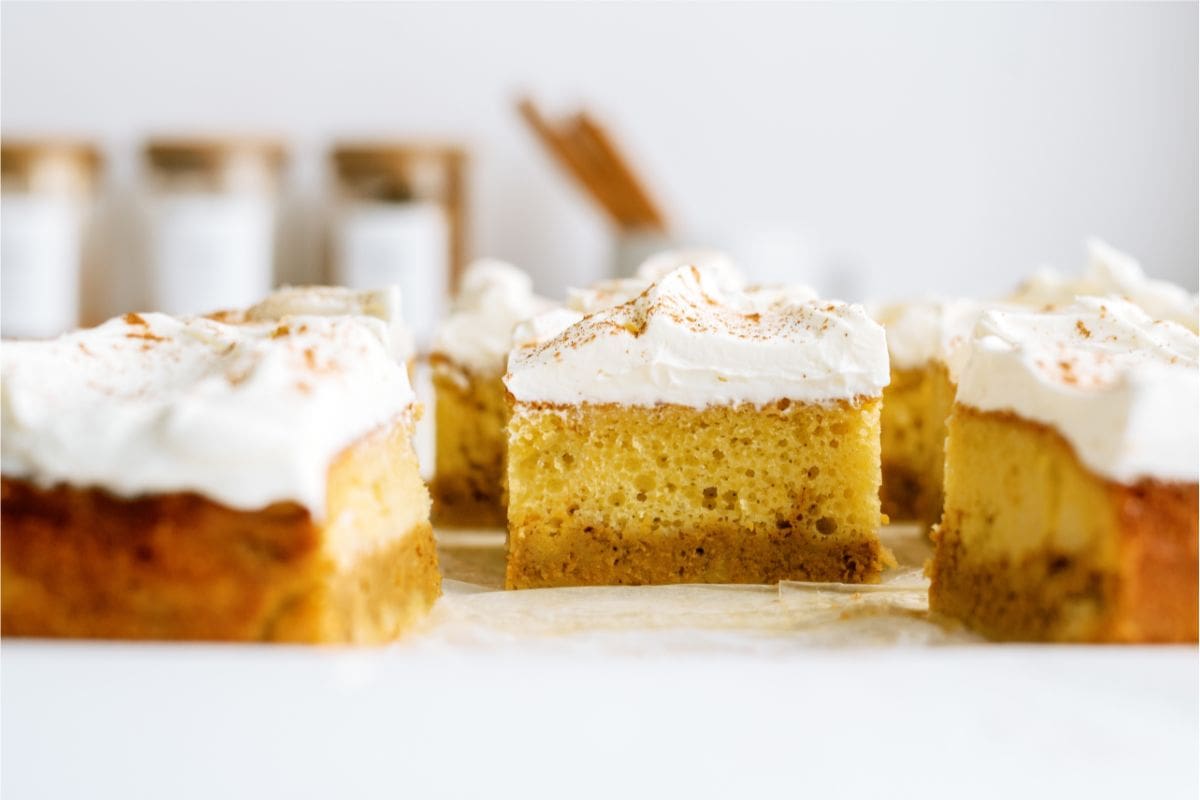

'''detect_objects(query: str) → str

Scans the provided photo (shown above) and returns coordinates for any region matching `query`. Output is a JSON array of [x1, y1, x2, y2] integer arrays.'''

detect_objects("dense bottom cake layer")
[[506, 398, 889, 588], [1, 417, 441, 644], [431, 363, 508, 527], [880, 362, 955, 527], [929, 406, 1198, 643], [506, 523, 890, 588]]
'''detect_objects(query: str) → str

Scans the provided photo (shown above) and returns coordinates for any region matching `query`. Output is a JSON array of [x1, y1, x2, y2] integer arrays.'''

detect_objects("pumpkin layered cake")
[[1, 308, 440, 643], [929, 298, 1199, 643], [504, 265, 893, 589], [429, 260, 553, 526]]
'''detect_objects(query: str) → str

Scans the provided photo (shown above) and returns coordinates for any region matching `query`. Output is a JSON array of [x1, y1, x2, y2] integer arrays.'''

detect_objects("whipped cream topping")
[[873, 298, 989, 380], [506, 265, 888, 408], [1011, 240, 1199, 332], [955, 297, 1199, 483], [512, 307, 586, 350], [431, 259, 553, 375], [230, 284, 416, 363], [1, 311, 415, 518], [567, 278, 651, 316]]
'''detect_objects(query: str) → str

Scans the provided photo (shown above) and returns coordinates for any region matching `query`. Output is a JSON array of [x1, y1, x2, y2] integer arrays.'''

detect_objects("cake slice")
[[929, 298, 1198, 642], [429, 260, 553, 527], [875, 240, 1197, 529], [1, 307, 440, 643], [504, 265, 893, 588]]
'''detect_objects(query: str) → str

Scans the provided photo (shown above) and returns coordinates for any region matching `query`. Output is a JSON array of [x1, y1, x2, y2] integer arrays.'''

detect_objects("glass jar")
[[329, 142, 466, 345], [1, 140, 101, 338], [143, 138, 286, 315]]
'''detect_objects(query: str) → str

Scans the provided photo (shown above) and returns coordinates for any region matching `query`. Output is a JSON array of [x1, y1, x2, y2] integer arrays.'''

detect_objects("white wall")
[[2, 1, 1196, 312]]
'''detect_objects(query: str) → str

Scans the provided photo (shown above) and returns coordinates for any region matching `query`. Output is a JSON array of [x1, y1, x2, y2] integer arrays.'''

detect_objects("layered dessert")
[[429, 260, 553, 526], [929, 298, 1198, 642], [875, 239, 1197, 528], [504, 265, 893, 589], [1, 305, 440, 643]]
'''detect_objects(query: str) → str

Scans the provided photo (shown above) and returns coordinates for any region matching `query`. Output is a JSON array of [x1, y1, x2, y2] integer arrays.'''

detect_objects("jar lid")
[[144, 137, 288, 173], [336, 141, 465, 173], [1, 139, 103, 177], [332, 141, 465, 201]]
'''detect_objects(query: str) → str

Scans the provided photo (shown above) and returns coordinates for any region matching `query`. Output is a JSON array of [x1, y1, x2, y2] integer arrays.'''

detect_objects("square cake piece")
[[430, 260, 552, 527], [1, 301, 440, 643], [929, 298, 1198, 642], [875, 240, 1198, 530], [503, 265, 893, 588]]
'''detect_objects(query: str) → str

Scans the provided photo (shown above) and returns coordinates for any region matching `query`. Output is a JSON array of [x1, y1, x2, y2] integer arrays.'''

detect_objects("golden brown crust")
[[2, 417, 441, 643], [929, 406, 1198, 643], [506, 522, 892, 589], [0, 478, 440, 643], [2, 479, 319, 640], [1109, 480, 1199, 642]]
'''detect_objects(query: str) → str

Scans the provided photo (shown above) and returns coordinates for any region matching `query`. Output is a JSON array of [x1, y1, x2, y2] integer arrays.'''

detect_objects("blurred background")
[[2, 1, 1196, 342]]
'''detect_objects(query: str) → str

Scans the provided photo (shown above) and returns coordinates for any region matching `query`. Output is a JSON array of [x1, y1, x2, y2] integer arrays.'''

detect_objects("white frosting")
[[873, 298, 989, 381], [506, 265, 888, 408], [228, 284, 416, 363], [512, 307, 585, 350], [955, 297, 1199, 483], [431, 259, 553, 375], [567, 278, 651, 316], [1, 312, 415, 518], [1012, 239, 1199, 332]]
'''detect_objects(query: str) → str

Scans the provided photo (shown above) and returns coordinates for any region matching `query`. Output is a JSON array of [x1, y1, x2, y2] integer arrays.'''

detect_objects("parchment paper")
[[410, 525, 982, 652]]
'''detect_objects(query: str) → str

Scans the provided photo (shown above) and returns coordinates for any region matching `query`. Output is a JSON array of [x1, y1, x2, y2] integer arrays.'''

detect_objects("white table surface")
[[3, 527, 1197, 799]]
